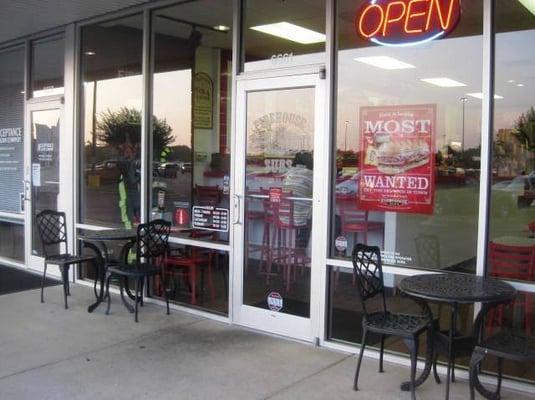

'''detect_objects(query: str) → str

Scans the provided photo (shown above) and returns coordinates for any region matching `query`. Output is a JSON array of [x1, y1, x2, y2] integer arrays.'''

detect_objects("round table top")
[[399, 273, 516, 304], [78, 228, 137, 242]]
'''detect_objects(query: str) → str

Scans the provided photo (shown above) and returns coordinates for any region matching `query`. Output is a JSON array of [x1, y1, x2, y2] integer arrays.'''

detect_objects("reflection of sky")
[[84, 71, 192, 147], [337, 30, 535, 151], [80, 28, 535, 153]]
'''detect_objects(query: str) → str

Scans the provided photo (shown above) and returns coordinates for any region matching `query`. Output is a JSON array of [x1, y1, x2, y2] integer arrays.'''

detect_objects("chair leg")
[[406, 336, 419, 400], [134, 278, 140, 323], [160, 274, 170, 315], [66, 267, 71, 296], [61, 266, 69, 310], [496, 357, 503, 397], [433, 352, 441, 384], [524, 293, 532, 336], [469, 348, 485, 400], [353, 329, 368, 391], [139, 277, 144, 307], [105, 273, 112, 315], [379, 335, 385, 373], [41, 262, 48, 303]]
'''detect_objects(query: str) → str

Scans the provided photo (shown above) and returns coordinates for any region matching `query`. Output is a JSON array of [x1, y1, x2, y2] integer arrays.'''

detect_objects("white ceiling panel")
[[0, 0, 151, 44]]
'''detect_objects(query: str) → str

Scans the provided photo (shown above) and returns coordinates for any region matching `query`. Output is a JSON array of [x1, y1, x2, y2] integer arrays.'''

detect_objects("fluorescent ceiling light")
[[354, 56, 415, 70], [421, 77, 467, 87], [250, 22, 325, 44], [466, 92, 504, 99], [518, 0, 535, 16]]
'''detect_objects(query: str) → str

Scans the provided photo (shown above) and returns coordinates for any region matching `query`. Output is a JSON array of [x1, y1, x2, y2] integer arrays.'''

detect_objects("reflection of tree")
[[513, 106, 535, 151], [97, 107, 173, 157]]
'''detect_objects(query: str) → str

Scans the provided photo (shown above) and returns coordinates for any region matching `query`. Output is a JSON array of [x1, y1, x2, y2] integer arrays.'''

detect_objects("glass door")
[[233, 74, 326, 341], [24, 101, 63, 273]]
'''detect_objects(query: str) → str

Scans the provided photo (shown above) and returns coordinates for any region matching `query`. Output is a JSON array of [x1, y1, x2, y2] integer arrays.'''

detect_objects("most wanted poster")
[[358, 104, 436, 215]]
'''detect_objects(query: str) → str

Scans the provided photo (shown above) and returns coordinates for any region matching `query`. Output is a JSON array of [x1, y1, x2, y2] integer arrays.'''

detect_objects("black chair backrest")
[[36, 210, 67, 258], [352, 243, 387, 316], [136, 219, 171, 263]]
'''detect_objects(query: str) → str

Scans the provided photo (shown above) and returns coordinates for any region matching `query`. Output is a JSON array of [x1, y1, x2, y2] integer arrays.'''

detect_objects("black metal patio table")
[[78, 229, 137, 313], [398, 273, 516, 400]]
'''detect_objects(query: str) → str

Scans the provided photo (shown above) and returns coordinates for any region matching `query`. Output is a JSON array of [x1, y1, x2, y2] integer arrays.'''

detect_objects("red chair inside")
[[165, 230, 216, 305], [487, 241, 535, 336], [340, 207, 384, 247]]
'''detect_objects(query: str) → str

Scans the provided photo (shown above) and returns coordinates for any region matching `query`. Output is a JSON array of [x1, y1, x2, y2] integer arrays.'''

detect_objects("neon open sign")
[[356, 0, 461, 47]]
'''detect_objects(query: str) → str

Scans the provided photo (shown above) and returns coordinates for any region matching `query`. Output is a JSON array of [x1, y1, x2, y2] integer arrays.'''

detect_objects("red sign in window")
[[356, 0, 461, 47]]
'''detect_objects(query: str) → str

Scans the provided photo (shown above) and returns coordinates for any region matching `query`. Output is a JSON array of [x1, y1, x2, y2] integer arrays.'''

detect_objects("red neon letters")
[[356, 0, 461, 46]]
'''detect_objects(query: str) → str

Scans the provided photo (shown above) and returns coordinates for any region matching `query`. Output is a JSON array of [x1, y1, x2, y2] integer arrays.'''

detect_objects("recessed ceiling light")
[[517, 83, 525, 87], [466, 92, 504, 100], [213, 25, 230, 32], [518, 0, 535, 16], [421, 77, 467, 87], [508, 79, 516, 83], [250, 22, 325, 44], [84, 51, 96, 56], [354, 56, 415, 70]]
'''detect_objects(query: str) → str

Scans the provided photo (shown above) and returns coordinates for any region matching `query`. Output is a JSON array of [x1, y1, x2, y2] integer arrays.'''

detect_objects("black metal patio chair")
[[352, 243, 434, 400], [469, 305, 535, 399], [36, 210, 96, 309], [104, 219, 170, 322]]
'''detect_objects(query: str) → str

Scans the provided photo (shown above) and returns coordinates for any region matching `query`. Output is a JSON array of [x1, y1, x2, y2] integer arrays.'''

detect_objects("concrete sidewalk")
[[0, 284, 530, 400]]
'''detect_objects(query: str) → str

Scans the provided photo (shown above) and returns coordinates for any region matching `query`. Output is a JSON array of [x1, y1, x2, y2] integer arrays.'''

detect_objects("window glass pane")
[[150, 1, 233, 243], [244, 0, 325, 71], [483, 289, 535, 382], [328, 267, 474, 365], [0, 219, 24, 263], [0, 46, 24, 214], [151, 245, 229, 315], [79, 15, 143, 228], [332, 1, 483, 273], [489, 1, 535, 284], [31, 36, 65, 98]]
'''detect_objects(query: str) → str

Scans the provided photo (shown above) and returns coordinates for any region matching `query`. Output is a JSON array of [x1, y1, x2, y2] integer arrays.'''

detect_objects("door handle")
[[233, 194, 241, 225], [21, 180, 31, 201]]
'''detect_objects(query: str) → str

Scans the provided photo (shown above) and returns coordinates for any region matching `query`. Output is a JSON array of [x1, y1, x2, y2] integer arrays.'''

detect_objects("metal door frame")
[[231, 70, 327, 342]]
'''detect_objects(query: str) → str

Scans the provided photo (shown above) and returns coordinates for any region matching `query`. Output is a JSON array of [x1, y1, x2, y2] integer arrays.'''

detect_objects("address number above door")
[[356, 0, 461, 47]]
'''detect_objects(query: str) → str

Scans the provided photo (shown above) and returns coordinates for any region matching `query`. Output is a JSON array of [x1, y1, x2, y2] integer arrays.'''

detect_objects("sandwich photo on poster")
[[358, 104, 436, 214]]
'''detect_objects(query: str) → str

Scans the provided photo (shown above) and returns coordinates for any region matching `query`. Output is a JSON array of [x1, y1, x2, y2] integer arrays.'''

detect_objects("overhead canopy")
[[0, 0, 150, 44]]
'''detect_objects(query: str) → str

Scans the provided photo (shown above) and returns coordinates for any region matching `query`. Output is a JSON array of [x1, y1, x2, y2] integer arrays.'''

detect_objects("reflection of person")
[[281, 152, 313, 247], [118, 136, 140, 228]]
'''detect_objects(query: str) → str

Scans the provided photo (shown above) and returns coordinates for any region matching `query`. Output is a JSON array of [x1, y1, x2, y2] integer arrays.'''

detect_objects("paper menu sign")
[[358, 104, 436, 215], [32, 163, 41, 187]]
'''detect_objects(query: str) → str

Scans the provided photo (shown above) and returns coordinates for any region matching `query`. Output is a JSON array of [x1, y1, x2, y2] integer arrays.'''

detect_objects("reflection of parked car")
[[335, 173, 359, 200], [492, 175, 535, 216], [157, 162, 179, 179], [180, 162, 192, 174]]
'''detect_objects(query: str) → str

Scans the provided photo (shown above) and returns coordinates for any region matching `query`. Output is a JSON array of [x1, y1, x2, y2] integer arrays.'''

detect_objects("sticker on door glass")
[[335, 236, 348, 252], [267, 291, 283, 312]]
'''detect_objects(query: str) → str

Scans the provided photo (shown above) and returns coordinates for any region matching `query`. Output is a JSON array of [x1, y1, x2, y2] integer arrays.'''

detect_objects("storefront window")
[[151, 245, 229, 315], [0, 46, 24, 215], [485, 3, 535, 383], [331, 0, 483, 273], [150, 1, 233, 242], [31, 35, 65, 98], [79, 15, 143, 228], [488, 1, 535, 285], [243, 0, 325, 71], [0, 219, 24, 263]]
